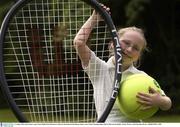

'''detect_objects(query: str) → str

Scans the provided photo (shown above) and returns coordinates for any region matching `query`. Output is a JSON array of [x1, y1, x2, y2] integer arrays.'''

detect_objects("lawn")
[[0, 108, 180, 123], [144, 114, 180, 122], [0, 108, 18, 122]]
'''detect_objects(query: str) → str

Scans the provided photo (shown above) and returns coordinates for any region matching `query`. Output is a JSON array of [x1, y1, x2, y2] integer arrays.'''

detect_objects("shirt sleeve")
[[83, 51, 107, 81]]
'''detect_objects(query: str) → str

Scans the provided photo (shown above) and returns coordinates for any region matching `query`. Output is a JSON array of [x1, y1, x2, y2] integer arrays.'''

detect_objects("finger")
[[99, 3, 104, 7], [137, 92, 151, 98], [103, 6, 110, 11], [99, 4, 111, 14], [136, 93, 152, 102], [103, 7, 111, 14], [137, 99, 152, 105]]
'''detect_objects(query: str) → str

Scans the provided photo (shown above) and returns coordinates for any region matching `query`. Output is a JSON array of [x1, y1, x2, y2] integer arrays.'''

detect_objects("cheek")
[[120, 43, 126, 50]]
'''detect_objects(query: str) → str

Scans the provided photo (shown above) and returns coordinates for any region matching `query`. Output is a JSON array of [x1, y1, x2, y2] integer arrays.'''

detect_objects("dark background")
[[0, 0, 180, 116]]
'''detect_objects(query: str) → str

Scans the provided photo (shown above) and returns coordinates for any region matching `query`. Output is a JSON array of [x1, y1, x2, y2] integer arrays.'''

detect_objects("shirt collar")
[[107, 57, 115, 69]]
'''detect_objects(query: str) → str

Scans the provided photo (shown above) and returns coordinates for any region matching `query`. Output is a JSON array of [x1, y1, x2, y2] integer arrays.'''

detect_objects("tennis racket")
[[0, 0, 122, 123]]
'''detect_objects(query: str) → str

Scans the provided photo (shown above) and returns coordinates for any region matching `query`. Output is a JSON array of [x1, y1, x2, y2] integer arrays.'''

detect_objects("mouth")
[[122, 51, 131, 59]]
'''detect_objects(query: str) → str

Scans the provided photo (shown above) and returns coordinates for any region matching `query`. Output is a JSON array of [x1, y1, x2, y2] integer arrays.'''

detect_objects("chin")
[[122, 60, 132, 66]]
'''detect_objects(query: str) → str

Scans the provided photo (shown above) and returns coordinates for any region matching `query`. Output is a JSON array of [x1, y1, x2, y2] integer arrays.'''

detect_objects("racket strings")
[[4, 0, 111, 122]]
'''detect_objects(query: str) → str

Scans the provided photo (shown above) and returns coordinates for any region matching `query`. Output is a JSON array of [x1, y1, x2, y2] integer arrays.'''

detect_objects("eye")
[[133, 46, 140, 52], [121, 40, 130, 46]]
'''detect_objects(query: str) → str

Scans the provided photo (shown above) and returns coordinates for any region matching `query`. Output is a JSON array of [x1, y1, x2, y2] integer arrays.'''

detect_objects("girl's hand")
[[91, 4, 111, 21], [136, 87, 163, 110]]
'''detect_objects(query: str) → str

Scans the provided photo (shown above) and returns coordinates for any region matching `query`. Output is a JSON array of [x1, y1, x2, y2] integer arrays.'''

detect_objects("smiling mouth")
[[122, 52, 131, 59]]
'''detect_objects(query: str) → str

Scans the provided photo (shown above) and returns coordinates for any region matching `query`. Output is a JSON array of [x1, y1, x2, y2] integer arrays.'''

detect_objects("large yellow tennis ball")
[[117, 74, 161, 120]]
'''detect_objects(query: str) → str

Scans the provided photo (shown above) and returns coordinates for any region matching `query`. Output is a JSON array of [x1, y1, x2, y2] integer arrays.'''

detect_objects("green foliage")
[[0, 1, 13, 26], [125, 0, 150, 25]]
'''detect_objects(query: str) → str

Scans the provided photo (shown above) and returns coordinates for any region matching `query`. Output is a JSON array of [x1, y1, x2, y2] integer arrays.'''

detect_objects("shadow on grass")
[[144, 113, 180, 123]]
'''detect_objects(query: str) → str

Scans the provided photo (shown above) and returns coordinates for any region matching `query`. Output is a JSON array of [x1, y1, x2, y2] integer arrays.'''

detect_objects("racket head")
[[0, 0, 122, 122]]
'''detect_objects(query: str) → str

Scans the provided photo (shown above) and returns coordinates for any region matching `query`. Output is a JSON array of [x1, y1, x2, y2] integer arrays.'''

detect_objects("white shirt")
[[83, 51, 147, 122]]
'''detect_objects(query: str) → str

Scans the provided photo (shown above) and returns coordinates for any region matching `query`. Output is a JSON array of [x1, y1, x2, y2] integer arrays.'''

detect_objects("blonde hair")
[[118, 26, 148, 53], [109, 26, 149, 68]]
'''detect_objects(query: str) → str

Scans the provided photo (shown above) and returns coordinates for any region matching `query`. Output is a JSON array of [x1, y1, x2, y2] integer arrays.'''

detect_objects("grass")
[[0, 108, 18, 122], [144, 114, 180, 122], [0, 108, 180, 123]]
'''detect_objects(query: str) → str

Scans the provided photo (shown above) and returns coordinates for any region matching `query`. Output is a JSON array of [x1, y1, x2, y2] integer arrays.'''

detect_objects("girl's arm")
[[73, 11, 101, 67]]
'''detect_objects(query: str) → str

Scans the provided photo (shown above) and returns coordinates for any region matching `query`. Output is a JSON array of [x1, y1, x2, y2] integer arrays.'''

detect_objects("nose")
[[125, 46, 133, 52]]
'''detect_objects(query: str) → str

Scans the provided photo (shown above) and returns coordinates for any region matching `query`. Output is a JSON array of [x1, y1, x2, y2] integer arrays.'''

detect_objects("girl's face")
[[120, 31, 144, 68]]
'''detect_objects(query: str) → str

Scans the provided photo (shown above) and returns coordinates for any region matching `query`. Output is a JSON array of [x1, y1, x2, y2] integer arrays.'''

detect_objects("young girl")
[[73, 7, 172, 122]]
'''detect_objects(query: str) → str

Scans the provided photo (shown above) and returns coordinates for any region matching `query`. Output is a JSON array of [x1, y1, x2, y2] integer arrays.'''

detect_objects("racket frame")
[[83, 0, 122, 122], [0, 0, 122, 122], [0, 0, 30, 122]]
